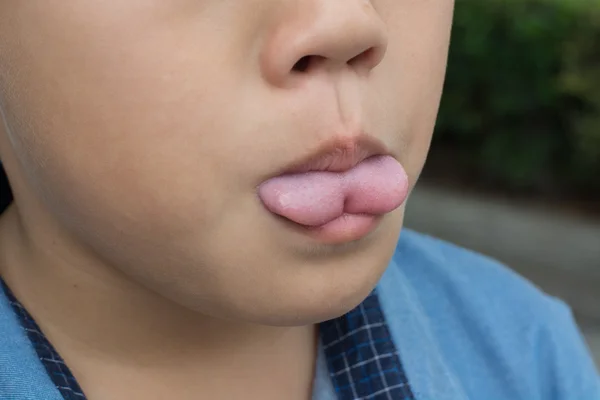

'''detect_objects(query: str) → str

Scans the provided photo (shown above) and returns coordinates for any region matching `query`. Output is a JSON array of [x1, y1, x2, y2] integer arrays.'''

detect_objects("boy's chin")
[[112, 209, 403, 328], [183, 253, 393, 328], [210, 281, 382, 328], [263, 291, 377, 327]]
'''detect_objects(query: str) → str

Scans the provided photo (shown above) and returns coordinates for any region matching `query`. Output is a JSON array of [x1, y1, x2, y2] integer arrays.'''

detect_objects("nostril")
[[292, 56, 313, 73], [348, 47, 377, 69], [349, 48, 369, 65], [292, 47, 381, 75], [292, 55, 325, 73]]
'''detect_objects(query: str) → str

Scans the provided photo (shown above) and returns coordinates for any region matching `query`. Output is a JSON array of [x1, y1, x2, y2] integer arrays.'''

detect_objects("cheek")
[[0, 3, 250, 231], [376, 0, 454, 183], [2, 64, 243, 254]]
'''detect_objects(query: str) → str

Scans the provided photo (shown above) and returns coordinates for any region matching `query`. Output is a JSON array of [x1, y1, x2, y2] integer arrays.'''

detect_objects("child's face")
[[0, 1, 453, 325]]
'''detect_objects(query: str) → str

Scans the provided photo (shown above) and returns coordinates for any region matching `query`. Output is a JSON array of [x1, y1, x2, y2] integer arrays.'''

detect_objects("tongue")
[[258, 155, 408, 227]]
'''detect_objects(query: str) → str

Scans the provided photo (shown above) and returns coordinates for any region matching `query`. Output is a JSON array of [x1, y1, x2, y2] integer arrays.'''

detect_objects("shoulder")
[[391, 228, 558, 322], [377, 229, 600, 400]]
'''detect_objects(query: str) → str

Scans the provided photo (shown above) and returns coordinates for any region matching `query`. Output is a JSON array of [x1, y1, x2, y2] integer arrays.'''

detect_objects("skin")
[[0, 1, 454, 398]]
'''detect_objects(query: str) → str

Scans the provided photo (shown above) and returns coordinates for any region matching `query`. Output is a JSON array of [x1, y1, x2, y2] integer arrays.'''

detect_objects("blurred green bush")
[[434, 0, 600, 197]]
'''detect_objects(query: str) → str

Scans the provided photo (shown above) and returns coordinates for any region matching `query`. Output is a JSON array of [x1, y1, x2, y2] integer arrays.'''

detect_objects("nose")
[[261, 0, 388, 86]]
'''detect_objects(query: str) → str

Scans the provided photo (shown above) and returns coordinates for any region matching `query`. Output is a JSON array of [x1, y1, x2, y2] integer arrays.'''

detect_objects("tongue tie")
[[258, 155, 408, 227]]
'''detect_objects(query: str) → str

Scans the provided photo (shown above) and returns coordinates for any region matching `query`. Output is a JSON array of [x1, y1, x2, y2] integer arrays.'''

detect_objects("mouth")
[[257, 133, 409, 244], [276, 133, 391, 175]]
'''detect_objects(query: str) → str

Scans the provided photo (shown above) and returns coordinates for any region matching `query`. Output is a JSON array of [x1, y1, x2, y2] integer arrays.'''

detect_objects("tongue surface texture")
[[258, 155, 408, 226]]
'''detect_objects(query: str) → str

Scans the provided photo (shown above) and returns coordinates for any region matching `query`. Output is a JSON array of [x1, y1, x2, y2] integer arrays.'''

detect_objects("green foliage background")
[[434, 0, 600, 197]]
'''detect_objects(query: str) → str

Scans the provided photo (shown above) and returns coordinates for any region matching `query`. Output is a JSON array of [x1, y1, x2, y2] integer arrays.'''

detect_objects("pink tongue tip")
[[258, 155, 409, 227]]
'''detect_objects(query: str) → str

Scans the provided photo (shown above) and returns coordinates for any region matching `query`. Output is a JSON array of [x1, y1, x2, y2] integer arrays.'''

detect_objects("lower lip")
[[300, 213, 382, 244]]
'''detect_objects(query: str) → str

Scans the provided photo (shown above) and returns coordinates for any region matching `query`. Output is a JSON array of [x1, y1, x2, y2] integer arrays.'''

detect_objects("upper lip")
[[279, 133, 390, 175]]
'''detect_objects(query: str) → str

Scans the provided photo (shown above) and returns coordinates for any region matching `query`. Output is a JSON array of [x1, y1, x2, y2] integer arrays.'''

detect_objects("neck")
[[0, 205, 318, 396]]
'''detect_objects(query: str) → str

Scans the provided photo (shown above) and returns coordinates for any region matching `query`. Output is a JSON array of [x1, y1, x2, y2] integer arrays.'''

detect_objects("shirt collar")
[[318, 290, 416, 400]]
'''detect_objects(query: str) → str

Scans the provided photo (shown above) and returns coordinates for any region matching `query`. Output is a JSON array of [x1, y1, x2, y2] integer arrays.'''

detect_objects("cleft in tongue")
[[258, 155, 409, 227]]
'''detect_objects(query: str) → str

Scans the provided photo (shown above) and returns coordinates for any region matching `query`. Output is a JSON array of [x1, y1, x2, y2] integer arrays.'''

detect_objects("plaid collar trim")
[[0, 280, 86, 400], [319, 289, 416, 400], [2, 281, 415, 400]]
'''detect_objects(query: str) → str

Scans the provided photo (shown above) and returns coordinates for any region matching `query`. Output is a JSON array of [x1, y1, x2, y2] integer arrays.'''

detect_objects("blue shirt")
[[1, 229, 599, 399]]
